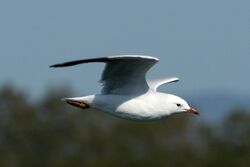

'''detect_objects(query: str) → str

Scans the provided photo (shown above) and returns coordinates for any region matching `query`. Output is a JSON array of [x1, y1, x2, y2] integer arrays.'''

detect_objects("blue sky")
[[0, 0, 249, 99]]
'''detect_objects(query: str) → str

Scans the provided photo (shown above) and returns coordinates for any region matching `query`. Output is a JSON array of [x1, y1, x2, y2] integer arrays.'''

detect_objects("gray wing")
[[148, 77, 179, 92], [50, 55, 159, 95]]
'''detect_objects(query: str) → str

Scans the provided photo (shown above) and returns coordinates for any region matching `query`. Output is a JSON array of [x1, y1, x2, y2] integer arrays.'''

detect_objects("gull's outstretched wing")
[[50, 55, 159, 95], [148, 77, 179, 91]]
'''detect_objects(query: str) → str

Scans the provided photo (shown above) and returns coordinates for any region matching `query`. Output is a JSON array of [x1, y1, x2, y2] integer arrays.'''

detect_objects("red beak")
[[187, 107, 199, 115]]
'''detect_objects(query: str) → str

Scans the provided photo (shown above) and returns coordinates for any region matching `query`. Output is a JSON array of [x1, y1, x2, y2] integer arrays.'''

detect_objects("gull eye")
[[176, 103, 181, 107]]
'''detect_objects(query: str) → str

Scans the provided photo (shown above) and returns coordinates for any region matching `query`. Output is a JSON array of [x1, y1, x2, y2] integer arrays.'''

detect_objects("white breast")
[[90, 92, 172, 120]]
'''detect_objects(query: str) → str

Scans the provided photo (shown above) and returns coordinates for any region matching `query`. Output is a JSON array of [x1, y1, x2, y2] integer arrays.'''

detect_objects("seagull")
[[50, 55, 198, 120]]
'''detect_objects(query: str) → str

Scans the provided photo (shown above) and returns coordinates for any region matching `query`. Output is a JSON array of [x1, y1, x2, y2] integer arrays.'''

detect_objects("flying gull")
[[50, 55, 198, 120]]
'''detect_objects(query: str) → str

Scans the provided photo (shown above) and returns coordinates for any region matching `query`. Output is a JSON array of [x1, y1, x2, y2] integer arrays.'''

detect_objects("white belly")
[[89, 93, 171, 120]]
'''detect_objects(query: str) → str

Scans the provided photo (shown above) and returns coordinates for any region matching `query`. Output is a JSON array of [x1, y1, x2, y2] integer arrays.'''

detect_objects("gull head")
[[166, 94, 199, 116]]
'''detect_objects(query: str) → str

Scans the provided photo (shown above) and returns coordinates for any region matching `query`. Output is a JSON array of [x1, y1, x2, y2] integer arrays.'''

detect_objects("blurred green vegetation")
[[0, 85, 250, 167]]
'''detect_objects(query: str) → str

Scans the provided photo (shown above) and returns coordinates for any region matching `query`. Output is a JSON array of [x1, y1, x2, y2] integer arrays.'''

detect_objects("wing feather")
[[50, 55, 159, 95], [148, 77, 179, 91]]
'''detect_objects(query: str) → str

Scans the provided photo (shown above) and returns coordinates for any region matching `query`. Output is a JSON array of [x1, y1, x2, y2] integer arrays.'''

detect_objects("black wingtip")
[[49, 63, 65, 68], [49, 64, 57, 68]]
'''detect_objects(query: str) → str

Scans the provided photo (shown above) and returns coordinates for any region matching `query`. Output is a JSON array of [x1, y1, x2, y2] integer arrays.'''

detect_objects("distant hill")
[[187, 91, 250, 122]]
